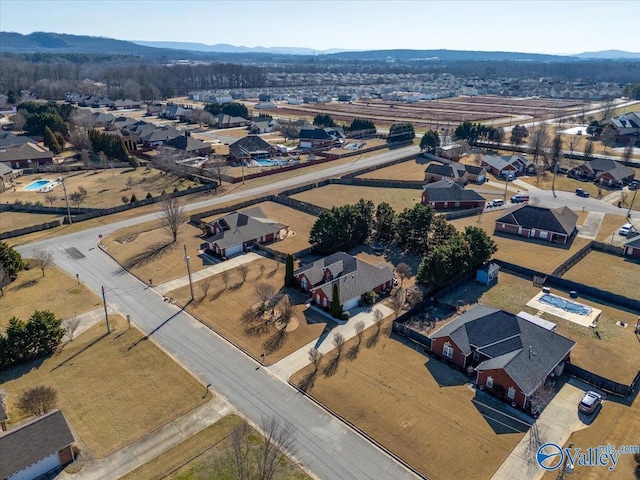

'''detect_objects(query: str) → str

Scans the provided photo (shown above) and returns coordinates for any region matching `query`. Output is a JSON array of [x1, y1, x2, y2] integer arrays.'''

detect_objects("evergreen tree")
[[387, 123, 415, 143], [374, 202, 396, 241], [313, 113, 336, 128], [420, 130, 440, 153], [43, 126, 63, 154], [330, 283, 342, 318], [129, 193, 138, 203], [0, 241, 25, 278], [284, 254, 295, 287]]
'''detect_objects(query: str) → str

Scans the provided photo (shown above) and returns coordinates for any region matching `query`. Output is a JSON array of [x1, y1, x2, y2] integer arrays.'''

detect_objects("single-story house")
[[166, 135, 212, 156], [112, 99, 142, 110], [213, 114, 248, 129], [298, 127, 345, 150], [228, 135, 277, 161], [495, 204, 578, 244], [599, 112, 640, 143], [0, 162, 15, 192], [429, 305, 575, 411], [421, 179, 486, 210], [623, 233, 640, 258], [294, 252, 394, 311], [249, 118, 279, 134], [424, 162, 469, 185], [139, 126, 183, 147], [481, 154, 535, 178], [161, 105, 189, 120], [0, 132, 34, 148], [91, 111, 116, 126], [568, 158, 634, 187], [0, 142, 54, 170], [0, 409, 75, 480], [201, 207, 288, 258]]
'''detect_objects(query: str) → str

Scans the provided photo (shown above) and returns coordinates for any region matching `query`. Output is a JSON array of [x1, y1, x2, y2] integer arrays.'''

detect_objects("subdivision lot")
[[0, 315, 210, 458], [438, 272, 640, 384], [168, 259, 327, 364], [0, 211, 61, 232], [2, 168, 191, 209], [0, 264, 101, 331], [291, 319, 525, 480], [291, 184, 421, 212], [562, 250, 640, 298], [200, 201, 318, 255], [450, 210, 590, 274], [358, 157, 427, 181]]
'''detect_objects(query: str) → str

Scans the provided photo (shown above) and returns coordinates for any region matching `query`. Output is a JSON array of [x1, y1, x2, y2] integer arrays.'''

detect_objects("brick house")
[[0, 142, 54, 170], [495, 204, 578, 244], [623, 234, 640, 258], [213, 114, 248, 129], [421, 179, 486, 210], [166, 135, 212, 156], [429, 305, 575, 411], [568, 158, 634, 187], [298, 127, 345, 150], [0, 409, 75, 480], [294, 252, 393, 311], [424, 162, 469, 185], [481, 154, 535, 178], [228, 135, 278, 162], [201, 207, 288, 258]]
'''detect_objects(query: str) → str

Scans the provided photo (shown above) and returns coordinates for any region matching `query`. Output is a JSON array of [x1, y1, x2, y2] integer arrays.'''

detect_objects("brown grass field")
[[200, 201, 318, 255], [562, 250, 640, 298], [596, 213, 631, 242], [358, 157, 428, 181], [120, 414, 310, 480], [0, 264, 101, 331], [439, 272, 640, 383], [0, 211, 62, 232], [292, 184, 421, 213], [168, 259, 327, 364], [0, 315, 210, 459], [290, 317, 525, 480]]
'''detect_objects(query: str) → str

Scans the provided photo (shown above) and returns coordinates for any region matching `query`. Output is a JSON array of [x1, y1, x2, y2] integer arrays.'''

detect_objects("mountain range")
[[1, 31, 639, 61]]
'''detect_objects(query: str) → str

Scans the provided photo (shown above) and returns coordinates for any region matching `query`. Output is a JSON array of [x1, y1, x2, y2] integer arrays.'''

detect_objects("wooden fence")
[[565, 363, 639, 397]]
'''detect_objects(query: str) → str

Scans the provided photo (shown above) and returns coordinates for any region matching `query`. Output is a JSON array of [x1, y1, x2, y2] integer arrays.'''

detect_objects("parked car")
[[629, 181, 639, 191], [510, 194, 530, 203], [575, 188, 590, 198], [619, 223, 634, 236], [487, 199, 505, 208], [578, 391, 602, 414]]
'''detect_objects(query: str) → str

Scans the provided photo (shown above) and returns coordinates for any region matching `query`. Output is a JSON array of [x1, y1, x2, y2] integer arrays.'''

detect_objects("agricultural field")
[[291, 184, 421, 213], [0, 315, 210, 459], [291, 316, 525, 480], [168, 258, 327, 364]]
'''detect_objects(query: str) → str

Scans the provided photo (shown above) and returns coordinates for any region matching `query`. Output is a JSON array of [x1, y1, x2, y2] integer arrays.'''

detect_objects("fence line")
[[0, 219, 62, 240], [565, 363, 637, 396]]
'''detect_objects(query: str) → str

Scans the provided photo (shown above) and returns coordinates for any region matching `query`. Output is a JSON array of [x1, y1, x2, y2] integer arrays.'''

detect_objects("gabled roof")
[[203, 207, 287, 250], [214, 113, 247, 124], [229, 135, 274, 158], [595, 162, 635, 181], [295, 252, 358, 286], [482, 154, 531, 170], [423, 180, 485, 202], [0, 410, 74, 479], [0, 162, 13, 176], [140, 126, 182, 143], [299, 128, 333, 140], [0, 131, 33, 148], [496, 204, 578, 236], [464, 164, 486, 175], [92, 112, 116, 123], [0, 142, 53, 163], [425, 162, 466, 179], [430, 305, 575, 395], [624, 232, 640, 249], [167, 135, 210, 152]]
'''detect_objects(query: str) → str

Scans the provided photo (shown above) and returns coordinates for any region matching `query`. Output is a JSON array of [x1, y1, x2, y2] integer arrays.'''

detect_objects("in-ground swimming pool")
[[539, 294, 592, 315], [24, 179, 52, 191], [252, 159, 288, 167]]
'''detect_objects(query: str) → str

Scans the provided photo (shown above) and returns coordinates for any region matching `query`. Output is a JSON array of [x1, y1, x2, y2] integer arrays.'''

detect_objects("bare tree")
[[277, 294, 295, 328], [395, 263, 411, 289], [80, 149, 91, 169], [332, 332, 346, 357], [259, 263, 266, 278], [390, 290, 406, 320], [63, 316, 81, 341], [200, 280, 211, 300], [16, 386, 58, 416], [255, 281, 276, 312], [160, 195, 186, 242], [600, 126, 617, 154], [125, 176, 136, 190], [528, 125, 549, 165], [69, 128, 91, 152], [34, 250, 53, 277], [0, 265, 10, 297], [44, 193, 57, 207], [258, 417, 297, 480], [354, 320, 365, 346], [238, 264, 249, 283], [308, 347, 323, 373], [206, 156, 230, 186], [69, 190, 86, 207], [622, 141, 634, 162], [221, 270, 229, 290], [583, 139, 595, 160], [373, 308, 384, 333]]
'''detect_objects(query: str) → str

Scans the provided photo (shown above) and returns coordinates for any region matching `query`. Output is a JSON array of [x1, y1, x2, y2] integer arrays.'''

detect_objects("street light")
[[184, 244, 194, 301], [59, 176, 72, 225]]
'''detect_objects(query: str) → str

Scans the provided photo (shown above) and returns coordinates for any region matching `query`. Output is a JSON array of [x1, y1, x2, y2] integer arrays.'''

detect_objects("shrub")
[[129, 193, 138, 203], [341, 311, 351, 320], [146, 192, 153, 199]]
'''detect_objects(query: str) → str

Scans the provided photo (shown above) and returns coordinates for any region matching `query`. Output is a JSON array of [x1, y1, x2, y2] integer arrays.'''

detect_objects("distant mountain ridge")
[[573, 49, 640, 59], [132, 40, 347, 55]]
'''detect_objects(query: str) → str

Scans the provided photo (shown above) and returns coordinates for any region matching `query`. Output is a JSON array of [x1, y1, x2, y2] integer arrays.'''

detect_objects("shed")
[[476, 262, 499, 285]]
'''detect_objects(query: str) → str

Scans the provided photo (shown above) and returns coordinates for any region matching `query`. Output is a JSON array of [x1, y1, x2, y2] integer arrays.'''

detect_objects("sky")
[[1, 0, 639, 54]]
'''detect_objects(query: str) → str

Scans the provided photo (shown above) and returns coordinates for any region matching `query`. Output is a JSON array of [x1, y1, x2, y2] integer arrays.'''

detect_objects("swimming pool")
[[539, 294, 592, 315], [24, 179, 52, 191], [252, 159, 288, 167]]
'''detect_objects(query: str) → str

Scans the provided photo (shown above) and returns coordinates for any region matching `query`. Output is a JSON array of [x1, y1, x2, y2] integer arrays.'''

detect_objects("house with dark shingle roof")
[[213, 114, 248, 129], [139, 125, 183, 147], [201, 207, 288, 258], [424, 162, 469, 185], [0, 131, 34, 148], [228, 135, 277, 161], [481, 154, 534, 178], [495, 204, 578, 244], [294, 252, 393, 311], [421, 179, 485, 210], [0, 142, 54, 169], [429, 305, 575, 411], [299, 127, 345, 150], [0, 409, 75, 480], [568, 158, 634, 187], [167, 135, 212, 156], [599, 112, 640, 143], [623, 233, 640, 258]]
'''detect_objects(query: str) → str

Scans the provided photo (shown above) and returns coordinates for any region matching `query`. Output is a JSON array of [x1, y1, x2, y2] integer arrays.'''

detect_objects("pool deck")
[[526, 291, 601, 327]]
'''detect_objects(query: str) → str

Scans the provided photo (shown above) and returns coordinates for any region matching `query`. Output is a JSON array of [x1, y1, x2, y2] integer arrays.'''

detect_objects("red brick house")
[[481, 154, 535, 178], [228, 135, 278, 161], [568, 159, 634, 187], [201, 207, 288, 258], [623, 234, 640, 258], [0, 142, 53, 170], [0, 409, 75, 480], [429, 306, 575, 411], [294, 252, 393, 311], [424, 162, 469, 185], [421, 179, 486, 210], [495, 205, 578, 244]]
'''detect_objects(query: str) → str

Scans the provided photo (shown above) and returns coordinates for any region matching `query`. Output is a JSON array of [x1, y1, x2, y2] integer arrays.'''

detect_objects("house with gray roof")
[[599, 111, 640, 143], [201, 207, 288, 258], [0, 409, 75, 480], [167, 134, 212, 156], [495, 204, 578, 244], [228, 135, 277, 161], [481, 154, 535, 178], [139, 125, 183, 147], [568, 158, 634, 187], [623, 232, 640, 259], [0, 132, 34, 148], [429, 305, 575, 411], [0, 142, 54, 170], [213, 114, 248, 129], [294, 252, 393, 311], [421, 179, 485, 210]]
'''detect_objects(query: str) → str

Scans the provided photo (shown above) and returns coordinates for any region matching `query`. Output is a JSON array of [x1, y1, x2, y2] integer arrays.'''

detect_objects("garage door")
[[343, 297, 360, 311], [225, 244, 243, 257], [9, 451, 60, 480]]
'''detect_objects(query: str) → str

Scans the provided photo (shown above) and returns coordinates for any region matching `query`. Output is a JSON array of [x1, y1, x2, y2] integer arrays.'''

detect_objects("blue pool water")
[[24, 179, 51, 191], [253, 159, 287, 167], [540, 294, 592, 315]]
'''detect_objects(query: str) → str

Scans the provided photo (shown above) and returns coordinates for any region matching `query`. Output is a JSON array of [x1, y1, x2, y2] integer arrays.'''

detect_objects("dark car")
[[629, 181, 639, 191], [575, 188, 590, 198]]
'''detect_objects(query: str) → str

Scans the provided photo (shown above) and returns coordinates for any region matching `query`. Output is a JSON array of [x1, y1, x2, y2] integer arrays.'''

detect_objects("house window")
[[443, 342, 454, 358], [486, 376, 494, 388], [507, 387, 516, 399], [473, 351, 480, 361], [540, 231, 548, 239], [301, 278, 307, 290]]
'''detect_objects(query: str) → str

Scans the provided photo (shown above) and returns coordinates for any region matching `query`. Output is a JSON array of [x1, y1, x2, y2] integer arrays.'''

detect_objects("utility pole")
[[102, 286, 111, 333], [627, 187, 638, 220], [184, 244, 194, 301], [60, 177, 72, 225]]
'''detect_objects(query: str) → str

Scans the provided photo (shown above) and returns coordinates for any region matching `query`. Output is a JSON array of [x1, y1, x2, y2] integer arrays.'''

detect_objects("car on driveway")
[[629, 181, 639, 191], [578, 391, 602, 414], [575, 188, 590, 198], [619, 223, 634, 236]]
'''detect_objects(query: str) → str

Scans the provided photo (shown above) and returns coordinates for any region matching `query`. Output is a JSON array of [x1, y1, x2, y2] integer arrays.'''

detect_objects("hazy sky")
[[1, 0, 639, 54]]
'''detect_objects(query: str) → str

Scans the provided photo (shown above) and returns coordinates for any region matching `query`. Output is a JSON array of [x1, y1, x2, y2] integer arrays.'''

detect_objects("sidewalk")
[[156, 252, 262, 295], [577, 211, 604, 239], [268, 304, 393, 381], [61, 307, 118, 341], [56, 396, 235, 480]]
